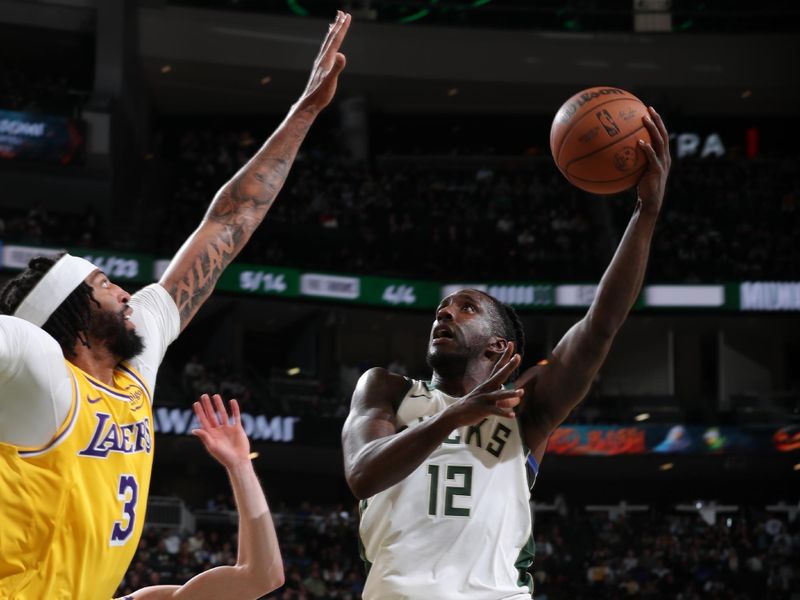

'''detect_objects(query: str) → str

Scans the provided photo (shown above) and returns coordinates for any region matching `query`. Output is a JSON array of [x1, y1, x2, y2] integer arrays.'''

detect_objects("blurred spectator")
[[3, 122, 797, 282], [182, 354, 205, 391]]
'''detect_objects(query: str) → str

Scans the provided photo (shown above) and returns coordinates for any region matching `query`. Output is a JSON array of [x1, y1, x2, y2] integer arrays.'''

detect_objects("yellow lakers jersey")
[[0, 361, 154, 600]]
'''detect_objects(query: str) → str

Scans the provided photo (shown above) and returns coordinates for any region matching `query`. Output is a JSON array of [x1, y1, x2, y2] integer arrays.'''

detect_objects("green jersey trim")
[[515, 533, 536, 592], [358, 499, 373, 575]]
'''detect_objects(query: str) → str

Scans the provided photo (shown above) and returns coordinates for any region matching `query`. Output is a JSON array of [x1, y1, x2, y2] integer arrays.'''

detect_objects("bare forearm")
[[204, 107, 316, 234], [520, 203, 658, 445], [587, 200, 658, 336], [161, 108, 316, 325], [347, 412, 456, 499], [226, 460, 282, 581]]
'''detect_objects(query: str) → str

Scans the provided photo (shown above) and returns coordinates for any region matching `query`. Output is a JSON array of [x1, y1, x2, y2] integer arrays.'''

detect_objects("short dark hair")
[[0, 255, 98, 357], [477, 291, 526, 380]]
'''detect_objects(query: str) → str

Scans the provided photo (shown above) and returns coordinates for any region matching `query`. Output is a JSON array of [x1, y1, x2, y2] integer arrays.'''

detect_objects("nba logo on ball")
[[550, 87, 652, 195], [596, 109, 621, 136]]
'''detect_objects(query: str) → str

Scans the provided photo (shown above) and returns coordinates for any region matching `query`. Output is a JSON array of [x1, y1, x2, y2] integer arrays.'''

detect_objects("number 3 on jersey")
[[110, 474, 139, 546], [427, 464, 473, 517]]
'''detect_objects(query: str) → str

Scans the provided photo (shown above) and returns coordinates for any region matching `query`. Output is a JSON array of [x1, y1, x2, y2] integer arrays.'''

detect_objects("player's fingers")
[[486, 354, 521, 387], [196, 396, 214, 428], [331, 13, 351, 53], [488, 342, 514, 379], [317, 11, 344, 65], [495, 394, 522, 410], [213, 394, 229, 426], [642, 114, 664, 158], [486, 345, 515, 382], [322, 15, 349, 72], [193, 400, 212, 431], [230, 399, 241, 426], [491, 407, 517, 419], [202, 393, 220, 427], [649, 106, 670, 158], [191, 428, 211, 444], [639, 140, 660, 168], [329, 53, 346, 78], [483, 388, 523, 405], [312, 12, 339, 69]]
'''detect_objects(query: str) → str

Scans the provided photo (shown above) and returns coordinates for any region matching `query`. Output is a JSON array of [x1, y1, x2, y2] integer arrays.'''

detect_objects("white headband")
[[13, 254, 98, 327]]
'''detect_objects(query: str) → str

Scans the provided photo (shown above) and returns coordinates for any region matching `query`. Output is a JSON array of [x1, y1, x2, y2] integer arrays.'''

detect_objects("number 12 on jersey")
[[427, 464, 473, 517]]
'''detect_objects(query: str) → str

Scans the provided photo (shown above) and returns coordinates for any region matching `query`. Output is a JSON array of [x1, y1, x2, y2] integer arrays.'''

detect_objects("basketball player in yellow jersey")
[[117, 394, 285, 600], [0, 11, 351, 599]]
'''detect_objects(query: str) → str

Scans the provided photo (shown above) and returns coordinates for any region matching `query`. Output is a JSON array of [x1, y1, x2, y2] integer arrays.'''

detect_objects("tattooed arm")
[[159, 11, 352, 330]]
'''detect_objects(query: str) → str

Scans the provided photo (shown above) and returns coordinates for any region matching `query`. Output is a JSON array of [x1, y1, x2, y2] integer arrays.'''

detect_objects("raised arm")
[[343, 351, 523, 499], [122, 395, 283, 600], [159, 12, 351, 330], [518, 107, 671, 456]]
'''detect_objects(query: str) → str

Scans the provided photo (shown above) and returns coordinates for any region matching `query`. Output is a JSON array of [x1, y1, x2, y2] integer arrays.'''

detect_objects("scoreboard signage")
[[71, 248, 153, 283], [740, 282, 800, 311], [3, 242, 800, 312], [218, 263, 300, 298], [547, 424, 798, 456], [0, 109, 84, 164]]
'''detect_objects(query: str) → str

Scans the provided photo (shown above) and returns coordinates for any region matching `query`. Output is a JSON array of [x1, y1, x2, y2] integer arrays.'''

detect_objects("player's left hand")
[[637, 106, 671, 215], [294, 10, 352, 116], [192, 394, 251, 469]]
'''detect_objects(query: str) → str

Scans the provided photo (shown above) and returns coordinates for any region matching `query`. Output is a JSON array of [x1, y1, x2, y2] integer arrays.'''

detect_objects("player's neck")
[[70, 340, 120, 386], [431, 365, 492, 398]]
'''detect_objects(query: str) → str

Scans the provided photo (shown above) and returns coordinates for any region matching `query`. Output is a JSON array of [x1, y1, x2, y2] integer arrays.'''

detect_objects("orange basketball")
[[550, 87, 651, 195]]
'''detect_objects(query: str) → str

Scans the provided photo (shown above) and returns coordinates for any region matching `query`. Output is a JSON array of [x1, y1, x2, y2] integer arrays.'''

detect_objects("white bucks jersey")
[[359, 379, 537, 600]]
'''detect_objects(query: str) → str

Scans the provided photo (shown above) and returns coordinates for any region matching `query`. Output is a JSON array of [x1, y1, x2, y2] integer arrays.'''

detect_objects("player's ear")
[[485, 337, 508, 359]]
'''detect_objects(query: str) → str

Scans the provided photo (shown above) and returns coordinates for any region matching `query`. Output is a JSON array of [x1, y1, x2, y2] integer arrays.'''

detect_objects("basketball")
[[550, 87, 652, 195]]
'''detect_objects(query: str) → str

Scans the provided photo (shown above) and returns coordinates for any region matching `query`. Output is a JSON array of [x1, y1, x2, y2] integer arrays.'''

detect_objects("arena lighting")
[[659, 463, 674, 471], [260, 76, 272, 85], [634, 413, 650, 422], [287, 367, 301, 376], [160, 65, 172, 74], [248, 452, 259, 460]]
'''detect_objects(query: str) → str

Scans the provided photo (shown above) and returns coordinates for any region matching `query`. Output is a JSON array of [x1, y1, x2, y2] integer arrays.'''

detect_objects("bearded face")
[[90, 305, 144, 362]]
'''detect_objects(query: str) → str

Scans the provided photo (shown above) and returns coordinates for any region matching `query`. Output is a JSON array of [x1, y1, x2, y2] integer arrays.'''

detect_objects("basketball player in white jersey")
[[342, 107, 671, 599], [0, 12, 351, 599], [117, 394, 284, 600]]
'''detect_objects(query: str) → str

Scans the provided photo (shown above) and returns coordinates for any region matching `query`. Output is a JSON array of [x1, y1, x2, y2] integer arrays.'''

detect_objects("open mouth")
[[432, 325, 455, 341]]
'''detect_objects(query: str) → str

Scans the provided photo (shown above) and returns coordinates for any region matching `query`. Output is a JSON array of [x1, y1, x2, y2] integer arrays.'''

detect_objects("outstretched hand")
[[637, 106, 671, 215], [446, 342, 524, 428], [294, 10, 352, 115], [192, 394, 251, 469]]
